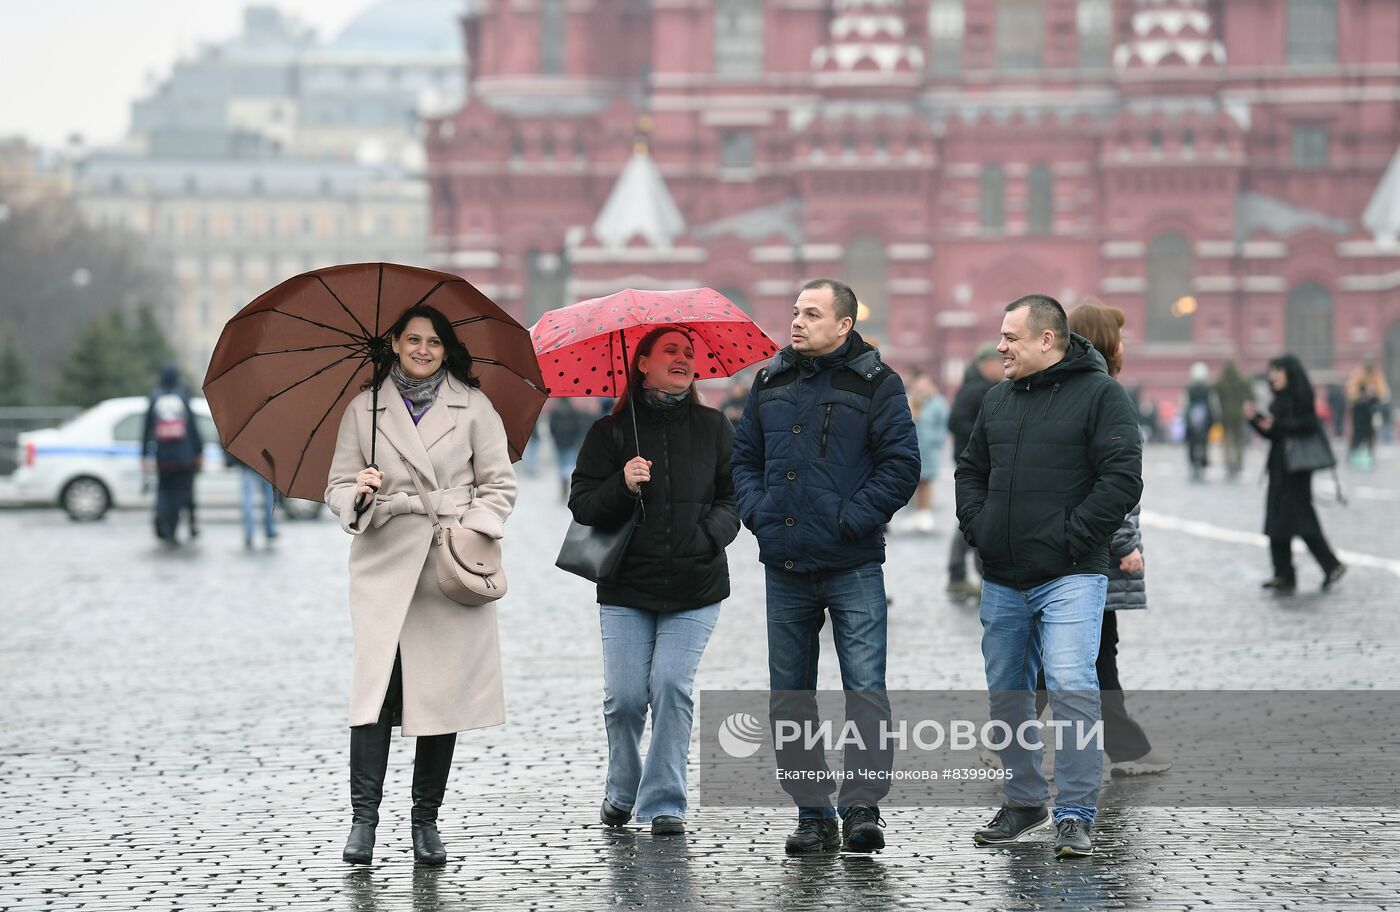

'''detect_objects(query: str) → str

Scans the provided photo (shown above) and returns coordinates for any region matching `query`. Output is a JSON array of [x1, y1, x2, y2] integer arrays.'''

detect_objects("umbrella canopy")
[[529, 287, 779, 398], [203, 262, 546, 501]]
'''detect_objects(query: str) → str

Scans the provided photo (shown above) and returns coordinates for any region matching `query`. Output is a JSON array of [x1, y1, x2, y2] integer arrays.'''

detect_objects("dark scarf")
[[641, 385, 691, 411], [390, 362, 447, 421]]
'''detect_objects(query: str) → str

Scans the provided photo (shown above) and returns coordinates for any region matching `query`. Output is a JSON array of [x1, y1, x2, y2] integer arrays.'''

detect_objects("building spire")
[[592, 136, 686, 250]]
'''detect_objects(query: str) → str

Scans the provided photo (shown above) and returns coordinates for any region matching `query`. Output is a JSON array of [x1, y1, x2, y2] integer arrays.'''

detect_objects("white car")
[[11, 396, 322, 521]]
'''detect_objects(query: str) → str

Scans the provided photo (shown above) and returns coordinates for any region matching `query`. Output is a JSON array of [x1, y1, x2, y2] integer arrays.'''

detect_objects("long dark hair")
[[363, 304, 480, 391], [612, 325, 700, 414], [1267, 354, 1315, 416]]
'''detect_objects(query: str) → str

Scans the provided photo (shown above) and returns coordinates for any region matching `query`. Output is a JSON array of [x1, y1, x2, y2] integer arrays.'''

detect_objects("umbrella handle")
[[354, 461, 379, 517]]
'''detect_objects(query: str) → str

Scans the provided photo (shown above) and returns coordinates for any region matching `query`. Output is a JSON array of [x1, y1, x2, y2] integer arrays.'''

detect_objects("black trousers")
[[1269, 533, 1340, 583], [947, 533, 983, 582], [1035, 610, 1152, 764], [154, 470, 196, 540]]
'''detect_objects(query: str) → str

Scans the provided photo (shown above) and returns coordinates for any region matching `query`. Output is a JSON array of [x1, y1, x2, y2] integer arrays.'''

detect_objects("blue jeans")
[[765, 563, 891, 820], [599, 602, 720, 821], [980, 574, 1107, 824], [240, 467, 277, 542]]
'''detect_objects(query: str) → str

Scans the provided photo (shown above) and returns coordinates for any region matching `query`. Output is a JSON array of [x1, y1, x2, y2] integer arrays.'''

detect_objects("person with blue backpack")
[[141, 363, 204, 544]]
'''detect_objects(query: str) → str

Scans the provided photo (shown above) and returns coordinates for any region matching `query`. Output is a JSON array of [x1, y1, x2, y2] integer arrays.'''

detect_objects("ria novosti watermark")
[[699, 690, 1400, 808]]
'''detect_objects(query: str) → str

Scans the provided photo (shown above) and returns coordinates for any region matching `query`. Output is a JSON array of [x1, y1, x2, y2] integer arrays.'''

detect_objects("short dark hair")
[[1006, 294, 1068, 350], [801, 278, 858, 325]]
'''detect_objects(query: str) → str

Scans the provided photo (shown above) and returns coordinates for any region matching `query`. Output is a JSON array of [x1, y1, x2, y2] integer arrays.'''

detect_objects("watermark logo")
[[717, 712, 765, 758]]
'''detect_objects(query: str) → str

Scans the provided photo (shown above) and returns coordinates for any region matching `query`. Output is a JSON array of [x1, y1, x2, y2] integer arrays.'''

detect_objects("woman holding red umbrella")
[[325, 304, 518, 867], [567, 325, 740, 836]]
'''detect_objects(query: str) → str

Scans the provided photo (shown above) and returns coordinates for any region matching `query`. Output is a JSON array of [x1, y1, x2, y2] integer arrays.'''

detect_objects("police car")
[[11, 397, 321, 521]]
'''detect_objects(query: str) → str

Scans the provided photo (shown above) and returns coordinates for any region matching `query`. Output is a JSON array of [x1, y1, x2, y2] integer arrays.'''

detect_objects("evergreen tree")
[[55, 310, 179, 407]]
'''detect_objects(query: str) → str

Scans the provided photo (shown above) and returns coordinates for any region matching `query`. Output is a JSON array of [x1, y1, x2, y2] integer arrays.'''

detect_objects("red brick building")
[[425, 0, 1400, 405]]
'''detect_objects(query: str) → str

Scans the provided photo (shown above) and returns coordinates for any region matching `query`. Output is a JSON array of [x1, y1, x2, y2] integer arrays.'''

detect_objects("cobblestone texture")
[[2, 442, 1398, 910]]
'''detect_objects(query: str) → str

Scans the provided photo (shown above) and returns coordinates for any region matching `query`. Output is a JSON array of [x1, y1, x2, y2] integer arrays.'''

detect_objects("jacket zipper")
[[1042, 382, 1061, 418], [820, 403, 832, 457], [1006, 380, 1030, 586]]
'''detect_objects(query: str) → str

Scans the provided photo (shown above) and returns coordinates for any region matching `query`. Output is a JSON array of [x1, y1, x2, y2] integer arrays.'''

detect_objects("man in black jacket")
[[732, 278, 920, 855], [945, 343, 1003, 597], [954, 295, 1142, 859]]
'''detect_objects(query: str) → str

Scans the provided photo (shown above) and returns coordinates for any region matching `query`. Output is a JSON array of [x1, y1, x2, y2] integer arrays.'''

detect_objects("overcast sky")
[[1, 1, 367, 149]]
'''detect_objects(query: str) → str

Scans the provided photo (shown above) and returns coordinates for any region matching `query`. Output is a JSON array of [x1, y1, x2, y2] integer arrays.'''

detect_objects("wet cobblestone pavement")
[[3, 443, 1399, 910]]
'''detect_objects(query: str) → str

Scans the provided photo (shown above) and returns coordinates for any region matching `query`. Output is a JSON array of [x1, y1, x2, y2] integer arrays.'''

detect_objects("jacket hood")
[[1017, 333, 1106, 388]]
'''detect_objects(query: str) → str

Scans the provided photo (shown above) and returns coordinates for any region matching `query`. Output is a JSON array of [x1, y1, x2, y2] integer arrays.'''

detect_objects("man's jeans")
[[240, 467, 277, 542], [766, 563, 891, 820], [599, 602, 719, 822], [980, 574, 1107, 824]]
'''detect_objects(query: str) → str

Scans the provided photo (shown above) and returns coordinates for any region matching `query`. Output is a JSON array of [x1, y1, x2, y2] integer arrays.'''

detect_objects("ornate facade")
[[426, 0, 1400, 402]]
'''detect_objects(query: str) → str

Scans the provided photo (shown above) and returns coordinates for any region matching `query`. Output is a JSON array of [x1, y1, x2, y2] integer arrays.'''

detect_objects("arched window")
[[1027, 163, 1053, 235], [980, 164, 1005, 232], [526, 249, 568, 324], [928, 0, 964, 74], [1286, 283, 1334, 370], [1145, 233, 1194, 343], [1077, 0, 1112, 68], [843, 236, 888, 347], [715, 0, 763, 77], [997, 0, 1044, 70], [1288, 0, 1337, 65], [540, 0, 565, 75]]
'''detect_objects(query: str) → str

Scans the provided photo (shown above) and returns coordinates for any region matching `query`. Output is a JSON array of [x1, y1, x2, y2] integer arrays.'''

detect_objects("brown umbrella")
[[203, 262, 546, 502]]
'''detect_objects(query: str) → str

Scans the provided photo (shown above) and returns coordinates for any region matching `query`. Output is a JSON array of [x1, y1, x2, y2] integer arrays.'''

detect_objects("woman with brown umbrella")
[[325, 303, 518, 866]]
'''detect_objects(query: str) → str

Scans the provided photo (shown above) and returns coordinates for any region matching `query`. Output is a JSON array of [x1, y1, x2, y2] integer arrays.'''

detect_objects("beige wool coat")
[[325, 374, 517, 736]]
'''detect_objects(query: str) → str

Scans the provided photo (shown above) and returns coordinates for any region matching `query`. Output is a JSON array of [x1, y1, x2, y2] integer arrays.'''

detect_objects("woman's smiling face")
[[392, 317, 444, 380], [638, 331, 696, 394]]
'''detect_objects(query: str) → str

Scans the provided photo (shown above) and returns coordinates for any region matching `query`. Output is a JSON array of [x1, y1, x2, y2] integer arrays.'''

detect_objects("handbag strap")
[[398, 455, 446, 532]]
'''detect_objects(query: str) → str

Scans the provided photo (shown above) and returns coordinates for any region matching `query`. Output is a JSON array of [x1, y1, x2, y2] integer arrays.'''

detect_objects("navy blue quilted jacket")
[[731, 333, 920, 573]]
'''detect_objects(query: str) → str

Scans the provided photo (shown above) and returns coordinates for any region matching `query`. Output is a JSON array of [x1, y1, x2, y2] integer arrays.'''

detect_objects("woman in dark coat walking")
[[1245, 354, 1346, 593], [1044, 302, 1170, 776], [568, 326, 740, 836]]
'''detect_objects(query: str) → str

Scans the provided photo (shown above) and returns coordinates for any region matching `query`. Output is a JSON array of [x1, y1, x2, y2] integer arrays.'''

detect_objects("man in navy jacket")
[[732, 278, 920, 855]]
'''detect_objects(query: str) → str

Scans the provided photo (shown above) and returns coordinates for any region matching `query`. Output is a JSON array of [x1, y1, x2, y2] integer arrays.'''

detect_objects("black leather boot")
[[410, 733, 456, 866], [343, 720, 392, 864]]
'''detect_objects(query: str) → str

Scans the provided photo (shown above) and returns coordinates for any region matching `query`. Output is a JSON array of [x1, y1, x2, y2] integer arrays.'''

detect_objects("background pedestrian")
[[141, 362, 203, 544], [907, 371, 949, 533], [1245, 355, 1346, 594]]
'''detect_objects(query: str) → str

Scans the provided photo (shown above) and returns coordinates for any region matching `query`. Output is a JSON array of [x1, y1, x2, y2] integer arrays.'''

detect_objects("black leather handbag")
[[555, 499, 643, 583], [1282, 429, 1336, 473]]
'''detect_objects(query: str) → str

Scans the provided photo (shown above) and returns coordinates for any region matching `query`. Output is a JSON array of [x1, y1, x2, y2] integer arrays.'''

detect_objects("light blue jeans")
[[240, 467, 277, 542], [980, 574, 1107, 824], [599, 602, 720, 822]]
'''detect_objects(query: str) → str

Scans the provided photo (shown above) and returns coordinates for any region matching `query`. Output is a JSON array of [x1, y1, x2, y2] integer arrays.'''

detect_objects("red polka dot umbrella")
[[529, 287, 779, 399]]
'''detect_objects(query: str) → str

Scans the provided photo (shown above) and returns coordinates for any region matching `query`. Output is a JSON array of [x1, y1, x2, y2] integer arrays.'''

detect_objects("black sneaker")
[[841, 806, 886, 853], [1261, 577, 1297, 594], [785, 818, 840, 855], [600, 798, 631, 828], [1323, 564, 1347, 590], [973, 805, 1053, 845], [651, 815, 685, 836], [1054, 817, 1093, 858]]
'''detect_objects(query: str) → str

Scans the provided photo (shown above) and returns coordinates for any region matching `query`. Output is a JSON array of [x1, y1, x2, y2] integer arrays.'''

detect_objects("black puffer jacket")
[[954, 334, 1144, 589], [568, 397, 740, 612]]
